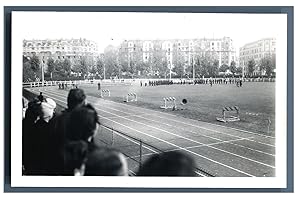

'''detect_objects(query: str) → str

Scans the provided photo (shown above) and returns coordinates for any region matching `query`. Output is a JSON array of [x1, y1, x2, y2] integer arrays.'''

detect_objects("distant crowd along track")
[[26, 87, 276, 177]]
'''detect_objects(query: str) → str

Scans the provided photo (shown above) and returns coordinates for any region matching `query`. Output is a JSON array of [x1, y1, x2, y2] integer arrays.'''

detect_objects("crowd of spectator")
[[23, 88, 197, 176]]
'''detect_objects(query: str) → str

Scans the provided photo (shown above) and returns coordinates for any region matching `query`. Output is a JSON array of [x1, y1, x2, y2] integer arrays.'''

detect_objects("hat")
[[41, 98, 56, 119], [42, 98, 56, 109]]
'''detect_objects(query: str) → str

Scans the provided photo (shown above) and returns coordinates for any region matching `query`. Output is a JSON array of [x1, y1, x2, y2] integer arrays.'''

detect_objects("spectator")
[[49, 88, 87, 175], [137, 151, 197, 176], [64, 140, 89, 176], [22, 99, 41, 174], [24, 98, 56, 175], [84, 146, 129, 176], [38, 92, 45, 102], [65, 103, 99, 142], [67, 89, 87, 110]]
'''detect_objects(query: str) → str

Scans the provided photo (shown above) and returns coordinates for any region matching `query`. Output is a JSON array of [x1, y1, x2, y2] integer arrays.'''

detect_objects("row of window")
[[126, 40, 232, 48]]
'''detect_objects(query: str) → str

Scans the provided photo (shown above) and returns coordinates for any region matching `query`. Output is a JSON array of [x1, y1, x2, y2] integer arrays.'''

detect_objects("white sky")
[[16, 12, 285, 53]]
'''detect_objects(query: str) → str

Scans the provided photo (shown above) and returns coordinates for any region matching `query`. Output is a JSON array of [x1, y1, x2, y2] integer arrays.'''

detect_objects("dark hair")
[[84, 147, 128, 176], [24, 99, 42, 122], [64, 140, 89, 175], [67, 89, 86, 110], [66, 104, 99, 142], [137, 151, 197, 176]]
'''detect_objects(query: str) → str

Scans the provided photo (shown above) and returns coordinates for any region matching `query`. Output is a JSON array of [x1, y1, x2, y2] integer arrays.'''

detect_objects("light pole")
[[40, 55, 44, 83], [169, 64, 172, 80], [192, 55, 195, 81], [103, 54, 106, 80]]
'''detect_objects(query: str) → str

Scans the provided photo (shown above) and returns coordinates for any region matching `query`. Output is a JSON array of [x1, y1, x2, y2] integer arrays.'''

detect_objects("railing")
[[23, 79, 133, 88], [95, 123, 216, 177], [23, 77, 276, 88]]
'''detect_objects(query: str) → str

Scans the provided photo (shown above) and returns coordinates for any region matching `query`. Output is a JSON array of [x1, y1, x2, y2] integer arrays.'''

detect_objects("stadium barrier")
[[160, 97, 177, 109], [216, 106, 240, 122], [100, 89, 110, 98], [98, 124, 215, 177], [125, 93, 137, 102]]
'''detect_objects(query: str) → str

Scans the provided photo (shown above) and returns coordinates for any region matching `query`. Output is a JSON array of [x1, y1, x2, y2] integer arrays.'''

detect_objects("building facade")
[[118, 37, 236, 73], [239, 38, 276, 76], [23, 38, 99, 72]]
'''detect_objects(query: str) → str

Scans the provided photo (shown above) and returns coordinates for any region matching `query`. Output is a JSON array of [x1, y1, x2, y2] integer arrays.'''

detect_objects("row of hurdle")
[[99, 89, 137, 103], [98, 89, 242, 123]]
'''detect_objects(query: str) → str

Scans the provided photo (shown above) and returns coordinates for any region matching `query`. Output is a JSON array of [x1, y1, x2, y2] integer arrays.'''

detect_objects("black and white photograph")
[[7, 6, 293, 191]]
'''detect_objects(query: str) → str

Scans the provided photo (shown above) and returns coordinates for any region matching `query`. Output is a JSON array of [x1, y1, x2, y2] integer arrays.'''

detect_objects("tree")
[[172, 50, 185, 78], [247, 59, 256, 77], [259, 56, 276, 77], [47, 57, 55, 79], [229, 60, 237, 75], [136, 61, 150, 76], [219, 64, 229, 72], [159, 58, 169, 78], [102, 45, 121, 78], [23, 58, 35, 82], [80, 57, 89, 77], [208, 60, 219, 77], [30, 55, 40, 72], [61, 59, 72, 77], [173, 52, 185, 78], [96, 57, 104, 78], [236, 66, 243, 75], [152, 50, 164, 76]]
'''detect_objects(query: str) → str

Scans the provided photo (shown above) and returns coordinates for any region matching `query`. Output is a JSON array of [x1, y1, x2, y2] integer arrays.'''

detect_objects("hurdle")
[[216, 106, 240, 122], [125, 93, 137, 102], [100, 89, 110, 97], [160, 97, 177, 109]]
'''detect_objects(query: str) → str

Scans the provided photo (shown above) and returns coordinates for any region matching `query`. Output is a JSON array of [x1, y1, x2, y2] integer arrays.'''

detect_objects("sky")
[[16, 12, 286, 53]]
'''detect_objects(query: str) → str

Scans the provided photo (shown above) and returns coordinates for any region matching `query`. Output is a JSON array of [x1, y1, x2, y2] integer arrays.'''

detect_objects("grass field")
[[80, 81, 275, 136]]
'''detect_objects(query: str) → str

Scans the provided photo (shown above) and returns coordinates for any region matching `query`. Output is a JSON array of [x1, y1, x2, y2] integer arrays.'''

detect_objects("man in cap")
[[48, 89, 87, 175]]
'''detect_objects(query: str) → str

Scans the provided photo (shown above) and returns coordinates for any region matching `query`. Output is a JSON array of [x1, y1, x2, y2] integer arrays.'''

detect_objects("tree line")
[[23, 51, 275, 82]]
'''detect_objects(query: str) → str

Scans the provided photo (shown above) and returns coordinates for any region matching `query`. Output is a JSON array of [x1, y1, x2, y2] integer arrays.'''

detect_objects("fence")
[[94, 123, 215, 177], [23, 77, 275, 88], [23, 79, 133, 88]]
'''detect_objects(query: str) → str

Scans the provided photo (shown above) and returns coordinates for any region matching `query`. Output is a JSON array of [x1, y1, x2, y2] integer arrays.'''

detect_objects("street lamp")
[[192, 55, 195, 81], [39, 55, 44, 83]]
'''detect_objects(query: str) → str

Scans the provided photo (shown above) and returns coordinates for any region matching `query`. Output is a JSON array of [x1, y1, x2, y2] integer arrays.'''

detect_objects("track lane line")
[[33, 89, 273, 177], [39, 89, 276, 166], [42, 88, 275, 148]]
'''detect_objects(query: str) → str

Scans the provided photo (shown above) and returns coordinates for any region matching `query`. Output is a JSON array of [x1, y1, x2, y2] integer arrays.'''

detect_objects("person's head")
[[40, 98, 56, 122], [67, 89, 86, 110], [137, 151, 197, 176], [66, 104, 99, 142], [24, 99, 42, 122], [64, 140, 89, 176], [84, 147, 129, 176]]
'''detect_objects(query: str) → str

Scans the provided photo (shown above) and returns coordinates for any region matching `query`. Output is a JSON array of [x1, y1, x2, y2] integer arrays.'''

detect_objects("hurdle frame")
[[216, 106, 240, 122], [100, 89, 110, 98], [125, 93, 137, 102], [160, 97, 177, 109]]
